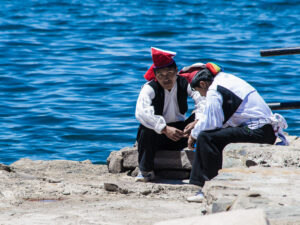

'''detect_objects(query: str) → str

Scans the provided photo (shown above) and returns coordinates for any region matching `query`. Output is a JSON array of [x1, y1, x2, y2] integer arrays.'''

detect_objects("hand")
[[188, 135, 196, 150], [162, 125, 184, 142], [183, 120, 198, 137]]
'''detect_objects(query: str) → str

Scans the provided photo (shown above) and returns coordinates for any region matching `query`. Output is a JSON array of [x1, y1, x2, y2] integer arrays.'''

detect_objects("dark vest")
[[148, 76, 188, 115], [217, 85, 242, 124]]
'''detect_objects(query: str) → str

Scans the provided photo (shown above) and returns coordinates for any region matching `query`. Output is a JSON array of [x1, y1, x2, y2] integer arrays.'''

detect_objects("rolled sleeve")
[[191, 90, 224, 139], [135, 84, 167, 134], [187, 84, 206, 120]]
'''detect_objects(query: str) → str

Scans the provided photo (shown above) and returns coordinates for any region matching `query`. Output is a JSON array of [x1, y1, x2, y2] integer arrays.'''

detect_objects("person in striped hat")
[[185, 63, 288, 202], [135, 47, 205, 182]]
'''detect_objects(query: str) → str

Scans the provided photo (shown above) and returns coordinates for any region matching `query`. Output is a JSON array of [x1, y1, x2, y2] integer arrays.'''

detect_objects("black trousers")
[[136, 114, 195, 172], [189, 124, 276, 186]]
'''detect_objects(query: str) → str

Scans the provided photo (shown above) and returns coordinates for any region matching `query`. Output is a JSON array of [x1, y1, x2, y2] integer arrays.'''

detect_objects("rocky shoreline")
[[1, 135, 300, 224]]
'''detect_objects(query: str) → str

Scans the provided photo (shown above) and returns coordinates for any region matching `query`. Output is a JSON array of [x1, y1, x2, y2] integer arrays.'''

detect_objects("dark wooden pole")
[[260, 47, 300, 57], [268, 101, 300, 110], [260, 48, 299, 110]]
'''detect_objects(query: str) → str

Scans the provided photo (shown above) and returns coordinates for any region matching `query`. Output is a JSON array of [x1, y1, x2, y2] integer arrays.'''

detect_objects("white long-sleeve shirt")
[[191, 89, 274, 138], [135, 81, 205, 134], [191, 73, 288, 145]]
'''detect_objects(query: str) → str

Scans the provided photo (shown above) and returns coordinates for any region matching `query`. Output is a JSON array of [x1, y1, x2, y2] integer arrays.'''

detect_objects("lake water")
[[0, 0, 299, 165]]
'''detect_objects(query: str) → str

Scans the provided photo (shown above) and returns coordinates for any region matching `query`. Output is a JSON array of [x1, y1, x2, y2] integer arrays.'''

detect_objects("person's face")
[[155, 67, 178, 91], [194, 81, 210, 97]]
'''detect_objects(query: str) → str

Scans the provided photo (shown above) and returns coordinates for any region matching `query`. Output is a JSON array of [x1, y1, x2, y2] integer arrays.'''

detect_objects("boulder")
[[122, 148, 138, 169], [107, 151, 124, 174]]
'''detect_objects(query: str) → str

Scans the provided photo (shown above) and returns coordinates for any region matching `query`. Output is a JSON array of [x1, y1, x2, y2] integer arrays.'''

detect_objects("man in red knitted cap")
[[185, 63, 288, 202], [135, 47, 205, 182]]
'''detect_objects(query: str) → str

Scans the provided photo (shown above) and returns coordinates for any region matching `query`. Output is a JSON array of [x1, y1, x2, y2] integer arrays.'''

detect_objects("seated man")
[[135, 47, 205, 182], [185, 63, 288, 202]]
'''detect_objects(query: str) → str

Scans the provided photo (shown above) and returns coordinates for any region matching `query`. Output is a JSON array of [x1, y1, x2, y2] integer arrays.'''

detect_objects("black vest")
[[148, 76, 188, 115], [217, 85, 242, 124]]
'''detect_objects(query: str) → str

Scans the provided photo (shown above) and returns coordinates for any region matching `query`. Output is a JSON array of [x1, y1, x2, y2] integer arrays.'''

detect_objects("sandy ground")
[[2, 135, 300, 225], [0, 159, 204, 225]]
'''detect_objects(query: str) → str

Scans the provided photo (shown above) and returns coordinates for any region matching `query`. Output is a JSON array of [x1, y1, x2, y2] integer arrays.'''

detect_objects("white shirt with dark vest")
[[136, 77, 205, 134], [191, 72, 288, 144]]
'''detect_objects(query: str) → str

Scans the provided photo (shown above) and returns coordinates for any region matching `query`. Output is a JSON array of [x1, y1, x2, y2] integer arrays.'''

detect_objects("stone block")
[[154, 150, 194, 170], [154, 209, 269, 225], [156, 170, 190, 180], [108, 148, 195, 173]]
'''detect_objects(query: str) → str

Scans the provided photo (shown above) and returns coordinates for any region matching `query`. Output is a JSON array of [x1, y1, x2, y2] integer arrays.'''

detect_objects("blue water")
[[0, 0, 299, 165]]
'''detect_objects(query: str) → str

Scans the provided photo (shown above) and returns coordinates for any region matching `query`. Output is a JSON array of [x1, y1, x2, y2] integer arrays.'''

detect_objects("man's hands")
[[183, 120, 198, 137], [162, 120, 198, 145], [188, 135, 196, 150], [162, 119, 198, 143], [161, 126, 184, 142]]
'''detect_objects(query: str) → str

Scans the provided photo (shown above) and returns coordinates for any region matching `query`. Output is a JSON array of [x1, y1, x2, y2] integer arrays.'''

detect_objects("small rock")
[[62, 191, 70, 195], [128, 167, 139, 177], [118, 188, 129, 194], [260, 160, 267, 165], [152, 185, 164, 194], [245, 160, 258, 168], [81, 160, 92, 164], [81, 191, 88, 195], [0, 164, 13, 172], [247, 192, 261, 198], [140, 190, 151, 195], [47, 178, 62, 183], [104, 183, 119, 192]]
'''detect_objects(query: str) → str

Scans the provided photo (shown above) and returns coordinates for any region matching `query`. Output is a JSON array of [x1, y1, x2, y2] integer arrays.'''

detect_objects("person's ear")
[[199, 81, 206, 89]]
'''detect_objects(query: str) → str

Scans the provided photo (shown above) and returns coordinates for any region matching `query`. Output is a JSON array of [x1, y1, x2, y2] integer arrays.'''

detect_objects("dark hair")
[[190, 68, 214, 89], [153, 61, 177, 74]]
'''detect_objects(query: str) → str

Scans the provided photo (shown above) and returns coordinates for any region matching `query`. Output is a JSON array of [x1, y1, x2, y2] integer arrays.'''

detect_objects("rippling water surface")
[[0, 0, 299, 164]]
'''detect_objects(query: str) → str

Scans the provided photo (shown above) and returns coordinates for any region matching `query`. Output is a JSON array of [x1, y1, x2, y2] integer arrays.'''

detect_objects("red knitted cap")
[[144, 47, 176, 81]]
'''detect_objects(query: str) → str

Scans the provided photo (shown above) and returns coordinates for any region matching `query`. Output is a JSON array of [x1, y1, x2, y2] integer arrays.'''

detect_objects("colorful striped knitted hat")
[[205, 62, 222, 76]]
